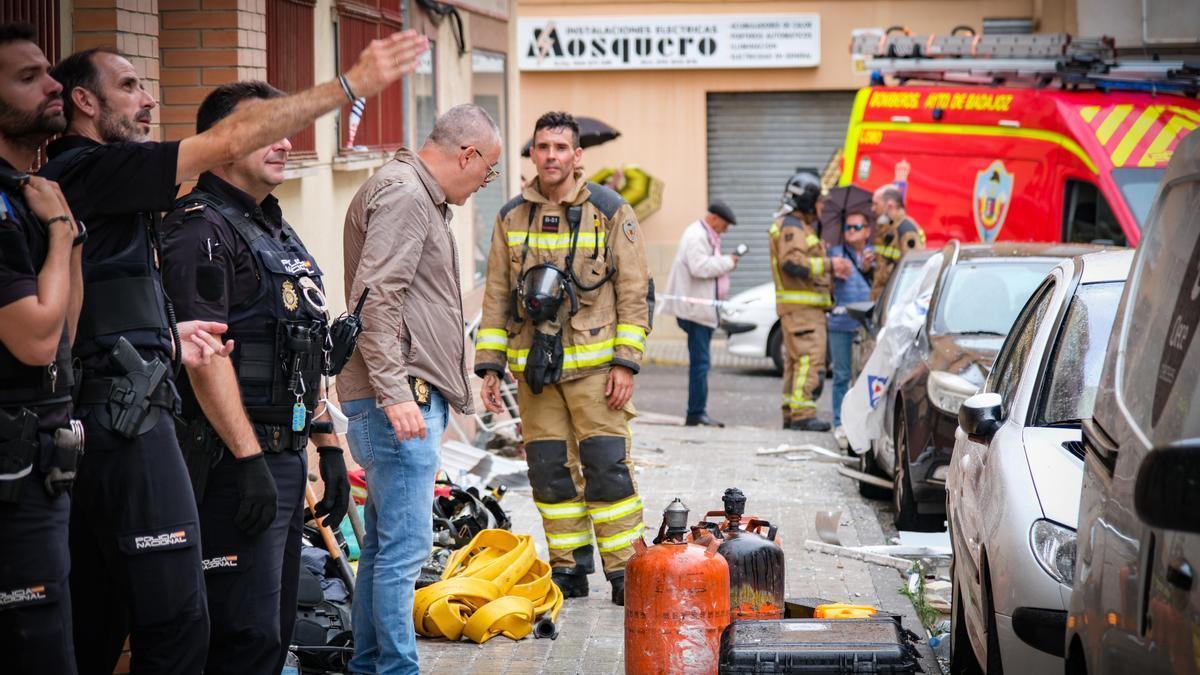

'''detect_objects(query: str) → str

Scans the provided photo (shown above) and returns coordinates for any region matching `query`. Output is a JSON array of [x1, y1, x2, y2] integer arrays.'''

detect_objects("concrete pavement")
[[417, 401, 937, 673]]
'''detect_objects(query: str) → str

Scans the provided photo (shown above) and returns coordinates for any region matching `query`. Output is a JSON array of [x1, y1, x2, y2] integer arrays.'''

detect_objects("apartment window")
[[472, 49, 507, 283], [337, 0, 405, 151], [1, 2, 60, 61], [267, 0, 317, 156], [411, 44, 437, 148]]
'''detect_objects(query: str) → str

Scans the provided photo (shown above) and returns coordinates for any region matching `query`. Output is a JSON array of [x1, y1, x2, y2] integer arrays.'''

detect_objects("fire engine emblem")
[[867, 375, 889, 410], [281, 280, 299, 312], [973, 160, 1014, 243]]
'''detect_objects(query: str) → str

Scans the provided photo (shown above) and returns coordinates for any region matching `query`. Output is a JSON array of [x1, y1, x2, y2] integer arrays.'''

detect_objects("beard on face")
[[0, 93, 67, 146], [97, 97, 151, 143]]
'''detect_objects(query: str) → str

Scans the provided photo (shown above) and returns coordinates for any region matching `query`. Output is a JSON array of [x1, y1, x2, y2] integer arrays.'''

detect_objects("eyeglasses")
[[844, 224, 867, 232], [462, 145, 501, 183]]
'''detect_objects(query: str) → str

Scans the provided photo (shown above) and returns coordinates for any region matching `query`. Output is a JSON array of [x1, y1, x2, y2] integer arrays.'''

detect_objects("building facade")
[[6, 0, 522, 313], [513, 0, 1082, 303]]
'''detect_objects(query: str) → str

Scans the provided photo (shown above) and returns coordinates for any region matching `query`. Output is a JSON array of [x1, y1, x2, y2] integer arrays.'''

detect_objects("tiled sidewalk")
[[416, 418, 936, 674]]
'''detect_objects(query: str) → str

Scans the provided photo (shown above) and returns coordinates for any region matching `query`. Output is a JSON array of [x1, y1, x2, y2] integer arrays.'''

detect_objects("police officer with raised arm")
[[160, 81, 350, 675], [39, 34, 426, 673], [0, 23, 83, 674]]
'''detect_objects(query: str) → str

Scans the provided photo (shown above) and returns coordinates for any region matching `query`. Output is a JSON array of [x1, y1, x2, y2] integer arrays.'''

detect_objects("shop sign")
[[518, 14, 820, 71]]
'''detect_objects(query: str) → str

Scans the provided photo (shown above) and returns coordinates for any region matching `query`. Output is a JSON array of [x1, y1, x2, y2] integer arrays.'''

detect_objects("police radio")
[[327, 287, 369, 376]]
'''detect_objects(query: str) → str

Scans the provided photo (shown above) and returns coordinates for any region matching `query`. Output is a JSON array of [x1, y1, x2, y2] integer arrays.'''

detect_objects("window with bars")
[[337, 0, 405, 151], [0, 2, 60, 61], [267, 0, 317, 156]]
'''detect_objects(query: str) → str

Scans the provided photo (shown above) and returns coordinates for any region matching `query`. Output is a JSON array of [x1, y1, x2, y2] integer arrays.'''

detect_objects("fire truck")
[[840, 31, 1200, 247]]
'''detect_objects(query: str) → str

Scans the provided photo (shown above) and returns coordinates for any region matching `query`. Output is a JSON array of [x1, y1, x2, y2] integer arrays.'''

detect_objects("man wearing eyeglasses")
[[159, 81, 352, 675], [826, 207, 875, 446], [339, 103, 499, 674]]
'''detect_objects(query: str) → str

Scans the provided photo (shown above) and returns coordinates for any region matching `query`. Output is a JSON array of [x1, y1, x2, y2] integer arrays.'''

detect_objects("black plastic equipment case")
[[718, 618, 921, 673]]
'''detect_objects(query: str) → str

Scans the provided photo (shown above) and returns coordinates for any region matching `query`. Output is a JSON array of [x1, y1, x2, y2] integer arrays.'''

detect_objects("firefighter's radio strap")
[[413, 529, 564, 644]]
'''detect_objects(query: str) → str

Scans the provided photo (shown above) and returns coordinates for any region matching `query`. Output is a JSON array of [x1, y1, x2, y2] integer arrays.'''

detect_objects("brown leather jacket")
[[337, 148, 474, 414]]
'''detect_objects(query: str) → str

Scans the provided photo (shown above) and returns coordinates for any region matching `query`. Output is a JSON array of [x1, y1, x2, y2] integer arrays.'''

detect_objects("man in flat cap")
[[661, 199, 741, 427]]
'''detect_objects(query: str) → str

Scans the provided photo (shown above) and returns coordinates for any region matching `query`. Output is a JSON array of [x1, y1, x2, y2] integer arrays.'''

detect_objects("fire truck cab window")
[[1064, 180, 1125, 246]]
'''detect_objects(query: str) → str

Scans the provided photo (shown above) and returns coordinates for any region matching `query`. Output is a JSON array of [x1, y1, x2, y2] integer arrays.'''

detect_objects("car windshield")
[[1037, 281, 1125, 427], [890, 261, 925, 306], [1112, 167, 1166, 227], [932, 260, 1057, 335]]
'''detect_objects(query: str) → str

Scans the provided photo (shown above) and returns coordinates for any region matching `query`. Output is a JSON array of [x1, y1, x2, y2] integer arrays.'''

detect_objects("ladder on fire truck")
[[851, 28, 1200, 96]]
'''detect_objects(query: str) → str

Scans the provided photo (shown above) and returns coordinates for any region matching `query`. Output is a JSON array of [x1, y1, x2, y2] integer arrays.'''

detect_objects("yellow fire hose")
[[413, 529, 564, 644]]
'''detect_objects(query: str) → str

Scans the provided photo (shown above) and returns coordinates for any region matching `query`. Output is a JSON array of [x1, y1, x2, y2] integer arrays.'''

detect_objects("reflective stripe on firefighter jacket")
[[870, 216, 926, 300], [768, 215, 834, 317], [474, 175, 652, 383]]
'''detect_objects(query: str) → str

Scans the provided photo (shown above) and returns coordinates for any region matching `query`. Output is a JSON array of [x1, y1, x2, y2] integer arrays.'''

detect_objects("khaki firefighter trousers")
[[517, 371, 644, 577], [780, 309, 827, 424]]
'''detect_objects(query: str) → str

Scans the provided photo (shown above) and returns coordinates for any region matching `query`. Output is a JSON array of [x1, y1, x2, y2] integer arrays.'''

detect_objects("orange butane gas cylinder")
[[694, 488, 785, 621], [625, 499, 730, 675]]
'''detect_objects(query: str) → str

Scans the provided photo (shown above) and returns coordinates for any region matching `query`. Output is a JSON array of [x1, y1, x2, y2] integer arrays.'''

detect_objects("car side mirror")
[[1134, 442, 1200, 534], [959, 392, 1002, 440], [845, 301, 877, 332]]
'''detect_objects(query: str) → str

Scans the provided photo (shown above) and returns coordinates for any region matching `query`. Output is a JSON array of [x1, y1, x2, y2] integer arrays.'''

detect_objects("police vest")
[[0, 173, 74, 409], [38, 146, 175, 362], [171, 189, 328, 432]]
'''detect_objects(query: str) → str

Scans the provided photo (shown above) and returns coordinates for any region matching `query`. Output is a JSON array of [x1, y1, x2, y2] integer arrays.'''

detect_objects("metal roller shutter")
[[707, 91, 855, 294]]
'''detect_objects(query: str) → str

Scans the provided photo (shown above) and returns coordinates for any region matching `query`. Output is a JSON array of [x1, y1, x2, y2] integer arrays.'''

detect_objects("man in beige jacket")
[[661, 200, 740, 427], [338, 103, 499, 675]]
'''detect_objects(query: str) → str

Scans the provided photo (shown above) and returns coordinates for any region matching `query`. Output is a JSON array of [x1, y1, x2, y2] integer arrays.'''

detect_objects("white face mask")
[[877, 213, 891, 227], [322, 397, 349, 434]]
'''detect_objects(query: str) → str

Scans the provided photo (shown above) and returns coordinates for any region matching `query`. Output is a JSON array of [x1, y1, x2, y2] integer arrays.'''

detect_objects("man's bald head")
[[417, 103, 502, 206], [424, 103, 500, 153]]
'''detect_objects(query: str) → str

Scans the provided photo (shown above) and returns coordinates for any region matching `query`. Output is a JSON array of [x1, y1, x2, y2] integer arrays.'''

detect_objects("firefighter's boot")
[[552, 569, 590, 599]]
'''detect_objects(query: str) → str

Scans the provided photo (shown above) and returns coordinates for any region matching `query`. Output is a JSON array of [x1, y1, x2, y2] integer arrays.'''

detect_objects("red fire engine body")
[[839, 85, 1200, 247]]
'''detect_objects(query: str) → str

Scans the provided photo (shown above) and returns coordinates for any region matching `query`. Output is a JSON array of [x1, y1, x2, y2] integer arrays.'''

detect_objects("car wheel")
[[858, 451, 891, 500], [950, 584, 983, 675], [892, 410, 945, 532], [983, 562, 1005, 675], [767, 324, 783, 373]]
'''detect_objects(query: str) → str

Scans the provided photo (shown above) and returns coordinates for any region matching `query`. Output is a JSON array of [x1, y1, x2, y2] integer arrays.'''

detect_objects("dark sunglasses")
[[844, 224, 867, 232]]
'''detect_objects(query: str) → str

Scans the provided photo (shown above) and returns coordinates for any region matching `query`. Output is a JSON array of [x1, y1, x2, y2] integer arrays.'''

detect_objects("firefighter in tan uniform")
[[769, 170, 852, 432], [476, 112, 651, 606], [868, 185, 926, 300]]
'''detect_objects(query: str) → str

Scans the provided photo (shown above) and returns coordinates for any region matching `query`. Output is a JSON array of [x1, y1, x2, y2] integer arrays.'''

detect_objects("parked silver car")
[[947, 250, 1132, 673], [1064, 130, 1200, 675]]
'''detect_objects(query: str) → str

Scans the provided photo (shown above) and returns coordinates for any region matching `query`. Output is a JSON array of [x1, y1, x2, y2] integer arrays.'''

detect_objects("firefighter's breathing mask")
[[520, 264, 579, 324]]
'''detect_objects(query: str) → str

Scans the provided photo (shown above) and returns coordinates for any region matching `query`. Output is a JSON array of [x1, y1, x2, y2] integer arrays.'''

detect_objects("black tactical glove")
[[315, 445, 350, 529], [233, 452, 278, 535]]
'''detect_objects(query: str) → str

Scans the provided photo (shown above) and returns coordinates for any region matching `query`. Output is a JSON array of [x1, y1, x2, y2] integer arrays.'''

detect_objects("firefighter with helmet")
[[769, 170, 852, 431], [476, 111, 652, 606]]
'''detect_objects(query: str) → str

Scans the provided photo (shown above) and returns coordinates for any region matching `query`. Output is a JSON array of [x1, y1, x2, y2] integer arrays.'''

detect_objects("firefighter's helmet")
[[780, 169, 822, 216]]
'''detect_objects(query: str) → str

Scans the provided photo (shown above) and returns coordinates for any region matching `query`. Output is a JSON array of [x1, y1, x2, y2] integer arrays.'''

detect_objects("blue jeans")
[[342, 392, 447, 675], [829, 330, 855, 427], [677, 318, 714, 418]]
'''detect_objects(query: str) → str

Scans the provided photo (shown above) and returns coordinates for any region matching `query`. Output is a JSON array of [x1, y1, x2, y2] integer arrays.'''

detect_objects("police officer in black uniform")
[[40, 35, 426, 674], [160, 81, 350, 675], [0, 23, 84, 674]]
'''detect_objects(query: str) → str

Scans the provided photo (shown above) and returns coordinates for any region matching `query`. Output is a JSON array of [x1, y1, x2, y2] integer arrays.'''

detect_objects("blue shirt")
[[828, 244, 872, 333]]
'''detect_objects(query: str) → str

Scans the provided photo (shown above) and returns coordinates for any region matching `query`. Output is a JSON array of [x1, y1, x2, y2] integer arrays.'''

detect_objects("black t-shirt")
[[43, 135, 180, 261], [161, 173, 288, 323], [0, 158, 71, 428]]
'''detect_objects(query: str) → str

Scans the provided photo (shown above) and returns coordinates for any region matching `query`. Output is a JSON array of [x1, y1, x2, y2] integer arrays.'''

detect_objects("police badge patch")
[[281, 280, 299, 311], [623, 221, 637, 242]]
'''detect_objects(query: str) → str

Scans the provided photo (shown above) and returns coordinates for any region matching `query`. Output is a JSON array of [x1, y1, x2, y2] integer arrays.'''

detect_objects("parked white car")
[[946, 249, 1133, 673], [720, 282, 784, 371]]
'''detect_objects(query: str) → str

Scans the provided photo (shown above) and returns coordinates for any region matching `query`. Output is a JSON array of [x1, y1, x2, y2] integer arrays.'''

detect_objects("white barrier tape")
[[654, 293, 848, 314]]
